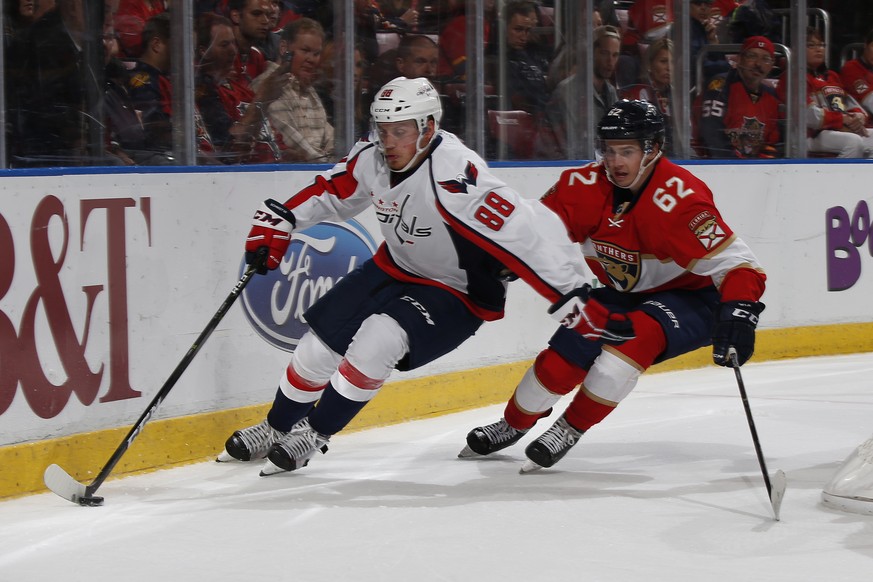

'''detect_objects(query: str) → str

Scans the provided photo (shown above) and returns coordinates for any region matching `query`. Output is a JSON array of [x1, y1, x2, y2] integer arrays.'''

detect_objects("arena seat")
[[487, 110, 536, 159]]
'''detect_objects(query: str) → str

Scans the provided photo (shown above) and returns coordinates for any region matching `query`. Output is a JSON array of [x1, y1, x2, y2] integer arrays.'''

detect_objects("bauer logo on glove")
[[548, 285, 635, 345]]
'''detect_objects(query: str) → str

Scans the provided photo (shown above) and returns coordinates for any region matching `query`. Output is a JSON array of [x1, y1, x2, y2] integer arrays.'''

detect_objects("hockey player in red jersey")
[[461, 100, 767, 472], [217, 77, 631, 475]]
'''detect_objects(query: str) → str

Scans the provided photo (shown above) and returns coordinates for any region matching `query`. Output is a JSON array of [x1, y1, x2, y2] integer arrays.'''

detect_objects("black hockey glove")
[[548, 284, 635, 345], [712, 300, 765, 367]]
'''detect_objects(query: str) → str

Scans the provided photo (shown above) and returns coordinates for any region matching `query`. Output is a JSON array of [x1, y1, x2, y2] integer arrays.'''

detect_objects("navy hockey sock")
[[266, 388, 315, 432], [307, 383, 367, 436]]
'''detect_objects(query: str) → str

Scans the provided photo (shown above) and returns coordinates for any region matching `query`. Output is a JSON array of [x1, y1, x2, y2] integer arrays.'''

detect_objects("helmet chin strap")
[[605, 148, 662, 191]]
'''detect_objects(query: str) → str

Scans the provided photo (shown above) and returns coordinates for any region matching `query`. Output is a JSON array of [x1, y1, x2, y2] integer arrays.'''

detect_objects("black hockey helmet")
[[596, 99, 665, 154]]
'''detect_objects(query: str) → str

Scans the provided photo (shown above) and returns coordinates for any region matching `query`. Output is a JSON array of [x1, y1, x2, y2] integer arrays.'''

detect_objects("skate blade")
[[259, 457, 287, 476], [457, 445, 481, 458], [519, 460, 544, 474], [216, 450, 235, 463]]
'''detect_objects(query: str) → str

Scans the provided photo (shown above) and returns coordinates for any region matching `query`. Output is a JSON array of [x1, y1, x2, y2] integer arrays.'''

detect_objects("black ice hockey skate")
[[458, 418, 528, 457], [521, 415, 583, 473], [218, 418, 288, 462], [261, 418, 330, 475]]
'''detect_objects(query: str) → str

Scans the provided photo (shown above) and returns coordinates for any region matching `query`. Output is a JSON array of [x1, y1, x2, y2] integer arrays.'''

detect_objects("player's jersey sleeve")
[[283, 139, 375, 230], [642, 163, 766, 300], [539, 162, 609, 243], [429, 146, 588, 302]]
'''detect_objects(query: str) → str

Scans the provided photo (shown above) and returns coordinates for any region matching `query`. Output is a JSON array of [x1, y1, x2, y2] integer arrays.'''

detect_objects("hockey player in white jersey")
[[218, 77, 634, 475]]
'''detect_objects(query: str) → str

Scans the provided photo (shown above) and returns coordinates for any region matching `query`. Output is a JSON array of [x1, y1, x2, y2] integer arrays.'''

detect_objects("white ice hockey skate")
[[520, 415, 583, 473], [260, 418, 330, 476], [822, 435, 873, 515], [458, 418, 528, 458], [217, 418, 288, 462]]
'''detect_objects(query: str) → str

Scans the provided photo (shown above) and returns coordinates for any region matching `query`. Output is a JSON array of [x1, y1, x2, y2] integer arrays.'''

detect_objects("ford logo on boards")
[[241, 220, 378, 351]]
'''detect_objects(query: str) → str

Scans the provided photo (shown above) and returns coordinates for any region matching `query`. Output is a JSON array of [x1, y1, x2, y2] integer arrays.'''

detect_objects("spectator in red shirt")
[[114, 0, 167, 58], [228, 0, 272, 84], [437, 0, 496, 81], [782, 28, 873, 158], [841, 28, 873, 126], [697, 35, 782, 158], [618, 0, 673, 87], [195, 12, 293, 164]]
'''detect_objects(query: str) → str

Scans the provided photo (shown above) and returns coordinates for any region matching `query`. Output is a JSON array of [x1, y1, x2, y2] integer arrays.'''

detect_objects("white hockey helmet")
[[370, 76, 442, 133]]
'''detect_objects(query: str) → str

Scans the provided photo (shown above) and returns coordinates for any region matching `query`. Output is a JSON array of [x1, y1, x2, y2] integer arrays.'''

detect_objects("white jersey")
[[284, 130, 587, 320]]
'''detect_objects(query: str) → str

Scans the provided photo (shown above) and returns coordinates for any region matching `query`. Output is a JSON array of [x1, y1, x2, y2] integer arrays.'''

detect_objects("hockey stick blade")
[[770, 469, 787, 521], [43, 464, 104, 506], [42, 261, 262, 506]]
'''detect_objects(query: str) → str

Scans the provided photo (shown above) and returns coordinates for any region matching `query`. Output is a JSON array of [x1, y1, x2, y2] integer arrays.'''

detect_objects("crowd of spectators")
[[4, 0, 873, 167]]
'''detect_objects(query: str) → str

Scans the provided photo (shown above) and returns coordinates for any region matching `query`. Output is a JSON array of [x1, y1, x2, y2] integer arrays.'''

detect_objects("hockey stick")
[[44, 258, 263, 506], [728, 347, 786, 521]]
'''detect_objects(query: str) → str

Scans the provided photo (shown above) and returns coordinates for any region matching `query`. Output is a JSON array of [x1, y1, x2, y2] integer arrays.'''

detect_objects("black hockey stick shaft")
[[728, 348, 772, 495], [80, 260, 262, 499]]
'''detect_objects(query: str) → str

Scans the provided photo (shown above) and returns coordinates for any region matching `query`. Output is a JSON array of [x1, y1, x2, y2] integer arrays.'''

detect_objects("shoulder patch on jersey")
[[854, 79, 870, 94], [707, 77, 726, 92], [689, 211, 727, 251], [438, 161, 479, 193], [129, 72, 151, 88]]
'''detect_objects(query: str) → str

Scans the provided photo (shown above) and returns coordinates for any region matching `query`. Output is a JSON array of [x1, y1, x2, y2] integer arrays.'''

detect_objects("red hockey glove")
[[246, 199, 296, 274], [548, 285, 635, 345], [712, 301, 765, 367]]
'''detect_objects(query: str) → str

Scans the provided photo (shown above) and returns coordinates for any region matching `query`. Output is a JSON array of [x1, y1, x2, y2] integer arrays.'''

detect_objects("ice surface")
[[2, 353, 873, 581]]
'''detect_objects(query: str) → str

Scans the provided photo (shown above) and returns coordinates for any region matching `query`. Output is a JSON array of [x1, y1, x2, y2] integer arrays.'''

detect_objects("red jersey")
[[234, 47, 268, 86], [838, 58, 873, 124], [114, 0, 168, 57], [198, 75, 287, 164], [840, 59, 873, 126], [621, 84, 672, 121], [697, 69, 782, 158], [779, 67, 866, 135], [539, 158, 765, 302], [623, 1, 673, 48], [709, 0, 739, 26], [438, 13, 492, 79]]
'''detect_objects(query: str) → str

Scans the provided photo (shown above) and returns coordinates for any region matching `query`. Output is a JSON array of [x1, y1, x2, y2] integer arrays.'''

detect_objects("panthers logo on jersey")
[[726, 116, 766, 157], [593, 241, 640, 291]]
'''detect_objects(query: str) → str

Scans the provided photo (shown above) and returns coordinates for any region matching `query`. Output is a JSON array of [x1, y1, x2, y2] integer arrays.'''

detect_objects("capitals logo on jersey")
[[438, 161, 479, 193], [689, 211, 726, 251], [593, 241, 641, 291]]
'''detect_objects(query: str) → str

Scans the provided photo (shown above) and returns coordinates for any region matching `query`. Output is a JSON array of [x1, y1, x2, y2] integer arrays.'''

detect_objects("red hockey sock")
[[564, 391, 616, 432], [504, 399, 552, 430]]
